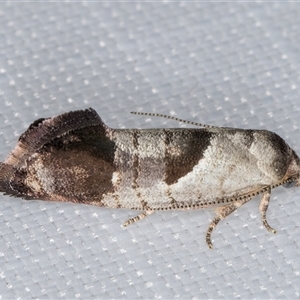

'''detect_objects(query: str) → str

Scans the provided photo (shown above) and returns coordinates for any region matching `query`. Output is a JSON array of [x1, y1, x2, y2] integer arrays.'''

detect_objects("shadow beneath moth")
[[0, 108, 299, 248]]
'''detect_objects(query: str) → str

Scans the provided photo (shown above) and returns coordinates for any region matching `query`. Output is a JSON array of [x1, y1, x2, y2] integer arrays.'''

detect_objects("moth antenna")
[[130, 111, 219, 129]]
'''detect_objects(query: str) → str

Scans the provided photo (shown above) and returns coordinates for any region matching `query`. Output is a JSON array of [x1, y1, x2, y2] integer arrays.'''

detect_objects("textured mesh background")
[[0, 2, 300, 299]]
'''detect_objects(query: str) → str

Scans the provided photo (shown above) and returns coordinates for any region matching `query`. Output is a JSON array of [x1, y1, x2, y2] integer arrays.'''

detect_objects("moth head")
[[283, 180, 299, 188], [282, 149, 300, 188], [290, 177, 300, 188]]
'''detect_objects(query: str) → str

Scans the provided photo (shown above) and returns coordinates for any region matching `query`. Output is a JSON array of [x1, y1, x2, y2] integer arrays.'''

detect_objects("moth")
[[0, 108, 299, 248]]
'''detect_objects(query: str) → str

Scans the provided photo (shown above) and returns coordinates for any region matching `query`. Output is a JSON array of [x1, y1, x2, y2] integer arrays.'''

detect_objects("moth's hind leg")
[[206, 196, 254, 249], [122, 211, 154, 227]]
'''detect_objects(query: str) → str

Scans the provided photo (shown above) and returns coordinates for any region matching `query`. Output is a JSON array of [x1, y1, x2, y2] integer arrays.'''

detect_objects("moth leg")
[[259, 188, 276, 234], [122, 211, 154, 227], [206, 197, 253, 249]]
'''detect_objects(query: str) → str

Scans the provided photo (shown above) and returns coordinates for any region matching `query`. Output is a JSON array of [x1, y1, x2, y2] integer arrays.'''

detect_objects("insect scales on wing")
[[0, 108, 299, 248]]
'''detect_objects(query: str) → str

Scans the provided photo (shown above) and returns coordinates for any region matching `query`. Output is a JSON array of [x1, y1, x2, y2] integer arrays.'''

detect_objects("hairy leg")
[[123, 211, 154, 227], [259, 188, 276, 234], [206, 196, 254, 249]]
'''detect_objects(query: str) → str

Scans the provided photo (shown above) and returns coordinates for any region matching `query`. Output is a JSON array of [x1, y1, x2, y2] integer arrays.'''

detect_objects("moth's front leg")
[[259, 188, 277, 234]]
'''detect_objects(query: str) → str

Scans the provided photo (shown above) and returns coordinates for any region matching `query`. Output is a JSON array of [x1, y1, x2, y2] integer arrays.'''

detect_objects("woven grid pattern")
[[0, 2, 300, 299]]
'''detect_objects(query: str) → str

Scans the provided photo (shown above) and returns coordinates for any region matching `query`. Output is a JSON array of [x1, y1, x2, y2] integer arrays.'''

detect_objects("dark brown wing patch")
[[0, 108, 116, 202], [164, 129, 213, 185]]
